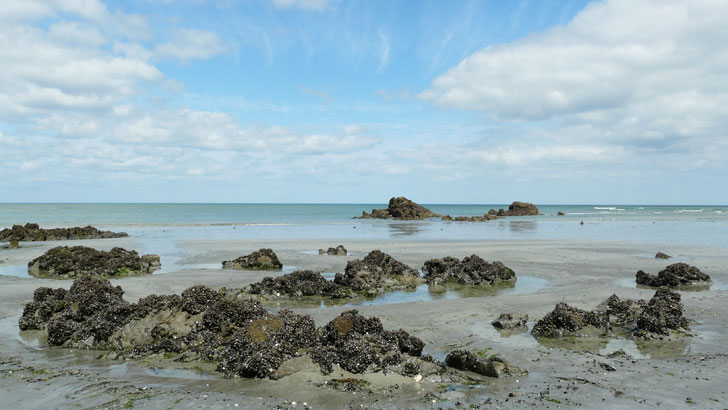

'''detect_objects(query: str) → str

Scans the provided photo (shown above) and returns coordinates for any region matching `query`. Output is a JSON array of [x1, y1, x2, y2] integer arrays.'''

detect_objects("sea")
[[1, 203, 727, 248]]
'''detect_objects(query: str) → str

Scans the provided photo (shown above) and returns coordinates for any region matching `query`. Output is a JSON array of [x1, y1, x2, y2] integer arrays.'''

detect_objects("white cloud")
[[153, 29, 226, 62], [378, 30, 390, 71], [272, 0, 329, 11]]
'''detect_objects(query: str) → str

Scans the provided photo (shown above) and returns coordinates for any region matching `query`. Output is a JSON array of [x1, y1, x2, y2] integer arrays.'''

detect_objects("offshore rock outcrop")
[[247, 270, 349, 299], [318, 245, 347, 256], [422, 255, 516, 286], [440, 214, 497, 222], [487, 202, 540, 217], [445, 350, 527, 378], [334, 250, 419, 296], [636, 263, 711, 288], [26, 246, 160, 279], [19, 279, 440, 380], [655, 251, 671, 259], [532, 287, 690, 340], [355, 197, 440, 220], [222, 248, 282, 271], [0, 223, 128, 242]]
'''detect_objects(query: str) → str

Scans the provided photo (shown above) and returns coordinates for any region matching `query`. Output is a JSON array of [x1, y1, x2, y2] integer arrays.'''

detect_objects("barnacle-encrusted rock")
[[636, 263, 711, 288], [248, 270, 348, 299], [655, 252, 671, 259], [0, 223, 127, 241], [19, 280, 439, 380], [355, 197, 440, 220], [222, 248, 282, 271], [533, 288, 690, 340], [445, 349, 527, 378], [531, 302, 609, 337], [422, 255, 515, 286], [334, 250, 419, 295], [319, 245, 347, 256], [26, 246, 160, 279]]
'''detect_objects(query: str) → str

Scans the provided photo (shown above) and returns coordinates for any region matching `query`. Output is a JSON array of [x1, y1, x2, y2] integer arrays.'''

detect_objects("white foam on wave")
[[676, 209, 704, 213], [594, 207, 617, 210]]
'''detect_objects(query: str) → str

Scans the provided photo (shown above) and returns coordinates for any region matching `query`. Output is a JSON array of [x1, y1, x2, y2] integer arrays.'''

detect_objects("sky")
[[0, 0, 726, 204]]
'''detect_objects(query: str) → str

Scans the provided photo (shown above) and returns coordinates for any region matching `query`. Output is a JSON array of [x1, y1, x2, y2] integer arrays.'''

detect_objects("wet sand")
[[1, 238, 727, 409]]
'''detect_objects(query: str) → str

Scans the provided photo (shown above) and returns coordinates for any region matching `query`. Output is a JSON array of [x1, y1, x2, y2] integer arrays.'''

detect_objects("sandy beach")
[[1, 237, 727, 409]]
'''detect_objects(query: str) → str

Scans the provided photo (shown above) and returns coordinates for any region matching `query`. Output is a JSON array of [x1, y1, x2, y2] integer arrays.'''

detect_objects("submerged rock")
[[26, 246, 160, 279], [636, 263, 711, 288], [355, 197, 440, 220], [319, 245, 347, 256], [422, 255, 515, 286], [248, 270, 348, 299], [222, 248, 282, 271], [445, 349, 526, 378], [0, 223, 128, 241], [19, 281, 434, 380], [492, 312, 528, 329], [334, 250, 419, 295], [557, 211, 565, 216], [655, 251, 671, 259], [531, 302, 609, 337]]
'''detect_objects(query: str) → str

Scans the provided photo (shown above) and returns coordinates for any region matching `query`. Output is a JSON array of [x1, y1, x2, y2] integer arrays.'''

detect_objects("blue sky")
[[1, 0, 726, 204]]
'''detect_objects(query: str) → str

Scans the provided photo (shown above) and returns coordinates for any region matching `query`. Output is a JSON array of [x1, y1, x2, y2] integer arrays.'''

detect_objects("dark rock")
[[595, 294, 646, 331], [0, 223, 127, 241], [497, 208, 506, 216], [26, 246, 160, 279], [20, 281, 432, 380], [222, 248, 282, 271], [531, 302, 609, 337], [635, 263, 711, 288], [326, 245, 347, 256], [445, 349, 526, 378], [9, 239, 19, 248], [334, 250, 419, 295], [487, 209, 498, 216], [655, 252, 671, 259], [557, 212, 565, 216], [248, 270, 348, 299], [505, 202, 539, 216], [492, 312, 528, 329], [422, 255, 516, 286], [313, 310, 424, 374], [355, 197, 439, 220], [441, 215, 453, 221], [634, 287, 690, 338]]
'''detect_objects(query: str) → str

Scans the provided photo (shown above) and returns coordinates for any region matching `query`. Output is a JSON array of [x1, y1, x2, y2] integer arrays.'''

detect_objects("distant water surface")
[[0, 203, 726, 248]]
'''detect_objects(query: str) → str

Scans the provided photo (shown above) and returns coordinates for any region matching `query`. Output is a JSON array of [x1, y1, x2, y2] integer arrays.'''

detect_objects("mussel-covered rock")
[[445, 349, 526, 378], [248, 270, 348, 299], [0, 223, 128, 241], [312, 310, 425, 375], [334, 250, 419, 295], [26, 246, 160, 279], [533, 288, 690, 340], [355, 197, 439, 220], [634, 287, 690, 339], [222, 248, 282, 271], [636, 263, 711, 287], [531, 302, 609, 337], [20, 280, 437, 380], [655, 252, 671, 259], [422, 255, 515, 286], [319, 245, 347, 256], [492, 312, 528, 329]]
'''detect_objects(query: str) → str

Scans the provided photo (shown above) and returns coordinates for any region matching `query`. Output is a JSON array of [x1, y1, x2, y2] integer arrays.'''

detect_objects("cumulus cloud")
[[417, 0, 728, 182], [153, 29, 226, 61]]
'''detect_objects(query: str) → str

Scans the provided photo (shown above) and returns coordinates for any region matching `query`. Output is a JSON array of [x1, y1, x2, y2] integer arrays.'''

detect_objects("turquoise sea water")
[[0, 203, 727, 248]]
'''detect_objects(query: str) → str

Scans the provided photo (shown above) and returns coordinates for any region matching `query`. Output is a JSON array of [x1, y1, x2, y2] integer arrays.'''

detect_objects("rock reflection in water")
[[508, 220, 538, 233], [387, 222, 425, 237]]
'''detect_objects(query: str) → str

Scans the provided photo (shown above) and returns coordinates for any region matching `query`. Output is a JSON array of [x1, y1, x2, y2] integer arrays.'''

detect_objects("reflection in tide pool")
[[615, 277, 727, 291], [534, 335, 689, 359]]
